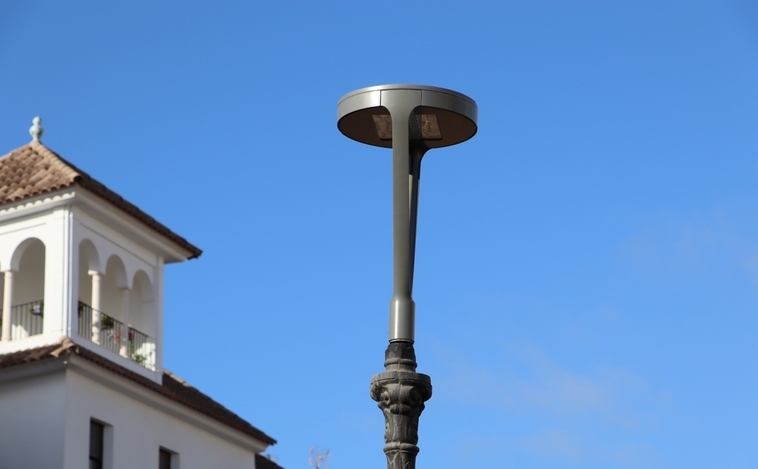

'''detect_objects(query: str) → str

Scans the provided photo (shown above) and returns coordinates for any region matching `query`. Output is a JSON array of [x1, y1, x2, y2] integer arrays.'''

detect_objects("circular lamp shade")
[[337, 84, 478, 149]]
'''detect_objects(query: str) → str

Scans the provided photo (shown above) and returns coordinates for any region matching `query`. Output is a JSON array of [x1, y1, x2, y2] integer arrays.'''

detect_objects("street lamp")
[[337, 85, 478, 469]]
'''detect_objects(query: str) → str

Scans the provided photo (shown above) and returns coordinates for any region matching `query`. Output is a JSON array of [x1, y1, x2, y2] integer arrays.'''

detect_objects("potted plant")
[[101, 314, 114, 329], [129, 340, 146, 365]]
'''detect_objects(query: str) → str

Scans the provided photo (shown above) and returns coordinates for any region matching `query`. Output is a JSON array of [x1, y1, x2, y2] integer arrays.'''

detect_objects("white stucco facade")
[[0, 354, 267, 469], [0, 140, 276, 469], [0, 186, 194, 382]]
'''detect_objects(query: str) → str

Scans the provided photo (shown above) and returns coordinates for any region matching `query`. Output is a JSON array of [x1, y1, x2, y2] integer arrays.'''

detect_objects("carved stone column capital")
[[370, 342, 432, 469]]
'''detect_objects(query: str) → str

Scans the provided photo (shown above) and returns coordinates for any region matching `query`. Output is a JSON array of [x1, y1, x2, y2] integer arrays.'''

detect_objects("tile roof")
[[0, 142, 201, 259], [256, 454, 286, 469], [0, 339, 276, 446]]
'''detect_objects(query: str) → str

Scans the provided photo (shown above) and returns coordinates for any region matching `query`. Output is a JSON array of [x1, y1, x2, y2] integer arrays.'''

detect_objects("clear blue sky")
[[2, 1, 758, 468]]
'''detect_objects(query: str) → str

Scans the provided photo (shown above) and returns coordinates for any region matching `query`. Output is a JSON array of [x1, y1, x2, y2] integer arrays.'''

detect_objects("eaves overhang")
[[0, 142, 202, 261]]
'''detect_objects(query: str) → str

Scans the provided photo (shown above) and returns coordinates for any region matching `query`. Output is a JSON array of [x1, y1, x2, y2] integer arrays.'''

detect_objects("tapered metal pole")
[[408, 147, 425, 294], [386, 90, 420, 342]]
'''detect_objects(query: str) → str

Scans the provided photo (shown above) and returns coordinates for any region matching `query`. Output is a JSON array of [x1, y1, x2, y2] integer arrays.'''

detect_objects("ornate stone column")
[[371, 342, 432, 469]]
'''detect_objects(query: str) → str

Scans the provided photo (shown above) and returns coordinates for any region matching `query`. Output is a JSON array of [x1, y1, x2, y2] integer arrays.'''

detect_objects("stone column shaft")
[[1, 270, 15, 342], [89, 270, 103, 344]]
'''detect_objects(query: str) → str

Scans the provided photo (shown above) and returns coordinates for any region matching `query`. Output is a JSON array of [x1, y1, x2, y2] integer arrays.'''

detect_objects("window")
[[159, 448, 173, 469], [89, 421, 104, 469]]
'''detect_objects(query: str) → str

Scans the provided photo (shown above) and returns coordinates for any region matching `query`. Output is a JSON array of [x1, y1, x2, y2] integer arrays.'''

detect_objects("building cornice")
[[0, 186, 194, 263], [0, 142, 202, 261]]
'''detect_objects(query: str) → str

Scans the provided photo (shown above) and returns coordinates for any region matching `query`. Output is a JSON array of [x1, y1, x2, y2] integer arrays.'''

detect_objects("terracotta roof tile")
[[0, 339, 275, 446], [0, 142, 201, 259]]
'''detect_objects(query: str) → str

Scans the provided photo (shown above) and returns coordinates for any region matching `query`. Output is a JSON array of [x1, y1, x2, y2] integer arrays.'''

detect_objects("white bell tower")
[[0, 118, 201, 382]]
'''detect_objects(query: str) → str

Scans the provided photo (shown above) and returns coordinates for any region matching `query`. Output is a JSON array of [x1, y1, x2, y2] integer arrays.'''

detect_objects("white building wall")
[[41, 206, 73, 338], [0, 363, 264, 469], [0, 196, 166, 377], [63, 366, 259, 469], [0, 369, 67, 469]]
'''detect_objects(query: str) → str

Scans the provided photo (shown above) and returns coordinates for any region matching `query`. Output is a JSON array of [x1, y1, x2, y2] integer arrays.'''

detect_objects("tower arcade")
[[0, 118, 201, 382]]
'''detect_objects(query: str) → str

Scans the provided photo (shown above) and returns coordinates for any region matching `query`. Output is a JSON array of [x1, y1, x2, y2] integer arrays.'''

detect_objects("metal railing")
[[128, 327, 150, 367], [0, 300, 44, 339], [78, 301, 93, 341], [77, 301, 155, 370], [99, 312, 125, 356]]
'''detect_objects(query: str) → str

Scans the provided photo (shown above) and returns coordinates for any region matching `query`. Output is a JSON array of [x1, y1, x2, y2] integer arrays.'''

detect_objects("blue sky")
[[2, 1, 758, 468]]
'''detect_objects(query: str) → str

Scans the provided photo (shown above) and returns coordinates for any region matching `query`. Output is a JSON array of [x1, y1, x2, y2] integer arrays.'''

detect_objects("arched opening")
[[77, 240, 101, 341], [100, 255, 128, 355], [130, 271, 155, 369], [72, 250, 156, 370], [2, 239, 46, 339], [102, 255, 128, 317], [130, 271, 153, 333]]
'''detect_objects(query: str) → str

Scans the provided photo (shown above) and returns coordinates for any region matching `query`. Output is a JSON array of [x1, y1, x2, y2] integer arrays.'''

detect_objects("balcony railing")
[[78, 301, 93, 341], [0, 300, 44, 340], [78, 301, 155, 370], [128, 327, 150, 367]]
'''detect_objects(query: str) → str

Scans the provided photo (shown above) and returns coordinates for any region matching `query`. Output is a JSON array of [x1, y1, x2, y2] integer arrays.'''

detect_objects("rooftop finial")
[[30, 116, 43, 142]]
